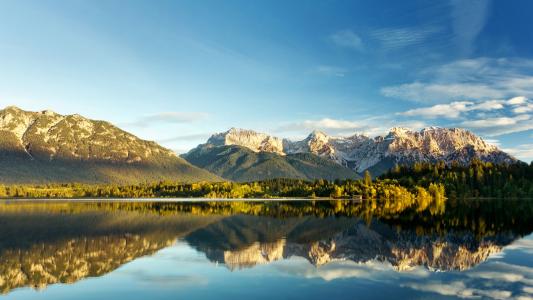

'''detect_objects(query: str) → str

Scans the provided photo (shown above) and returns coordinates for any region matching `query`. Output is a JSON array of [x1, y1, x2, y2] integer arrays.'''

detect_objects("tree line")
[[0, 160, 531, 200]]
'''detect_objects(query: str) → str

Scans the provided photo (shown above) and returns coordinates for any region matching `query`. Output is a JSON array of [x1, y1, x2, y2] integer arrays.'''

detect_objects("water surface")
[[0, 199, 532, 299]]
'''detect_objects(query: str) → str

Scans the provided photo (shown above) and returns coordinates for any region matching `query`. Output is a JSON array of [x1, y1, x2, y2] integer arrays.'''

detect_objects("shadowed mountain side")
[[182, 145, 359, 181], [0, 152, 220, 184]]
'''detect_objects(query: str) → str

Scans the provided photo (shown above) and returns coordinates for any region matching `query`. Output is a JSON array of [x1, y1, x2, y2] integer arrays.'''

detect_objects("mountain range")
[[0, 106, 517, 184], [183, 127, 515, 180]]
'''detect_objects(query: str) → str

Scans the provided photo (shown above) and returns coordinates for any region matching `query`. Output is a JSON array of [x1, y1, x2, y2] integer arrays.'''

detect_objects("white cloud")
[[273, 258, 427, 282], [275, 117, 427, 139], [124, 112, 209, 127], [381, 81, 499, 103], [275, 256, 533, 300], [399, 100, 504, 119], [330, 30, 363, 50], [402, 261, 533, 299], [399, 101, 473, 119], [381, 58, 533, 103], [461, 117, 533, 137], [402, 281, 476, 298], [502, 144, 533, 162], [300, 118, 363, 130], [513, 105, 533, 114], [461, 115, 531, 128], [508, 96, 528, 105], [277, 118, 382, 137], [471, 100, 505, 111], [396, 96, 533, 137]]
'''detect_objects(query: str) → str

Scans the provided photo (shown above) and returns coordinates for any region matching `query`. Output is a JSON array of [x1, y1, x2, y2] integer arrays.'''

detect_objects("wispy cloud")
[[157, 133, 210, 143], [403, 261, 533, 300], [276, 117, 426, 138], [275, 257, 533, 300], [330, 30, 363, 50], [314, 65, 348, 77], [461, 115, 530, 129], [381, 58, 533, 103], [450, 0, 491, 55], [502, 144, 533, 162], [124, 112, 209, 127], [397, 96, 533, 137], [382, 82, 497, 103], [399, 100, 504, 119], [399, 101, 472, 119], [369, 27, 440, 50]]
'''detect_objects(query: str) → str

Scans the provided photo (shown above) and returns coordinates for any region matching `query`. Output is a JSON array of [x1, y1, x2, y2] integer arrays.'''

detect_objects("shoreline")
[[0, 197, 532, 203], [0, 197, 364, 203]]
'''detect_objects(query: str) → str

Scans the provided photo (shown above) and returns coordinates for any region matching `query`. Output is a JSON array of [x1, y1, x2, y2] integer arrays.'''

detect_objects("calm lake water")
[[0, 199, 532, 299]]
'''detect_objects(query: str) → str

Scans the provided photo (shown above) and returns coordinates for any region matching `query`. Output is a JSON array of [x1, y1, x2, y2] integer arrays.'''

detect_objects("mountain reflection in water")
[[0, 199, 531, 297]]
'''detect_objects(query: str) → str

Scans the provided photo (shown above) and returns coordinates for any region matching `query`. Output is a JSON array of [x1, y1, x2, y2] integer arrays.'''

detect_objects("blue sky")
[[0, 0, 532, 162]]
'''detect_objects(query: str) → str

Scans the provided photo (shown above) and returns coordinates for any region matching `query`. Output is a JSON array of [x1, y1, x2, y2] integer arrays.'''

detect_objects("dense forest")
[[0, 160, 531, 200], [382, 159, 533, 198]]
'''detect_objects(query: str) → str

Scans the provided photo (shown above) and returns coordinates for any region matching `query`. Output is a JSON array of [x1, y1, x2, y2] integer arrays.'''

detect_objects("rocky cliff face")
[[199, 127, 515, 174]]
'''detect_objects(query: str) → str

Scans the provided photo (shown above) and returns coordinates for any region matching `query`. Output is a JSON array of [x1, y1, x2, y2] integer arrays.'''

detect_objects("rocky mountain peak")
[[206, 128, 285, 154], [308, 130, 329, 140], [388, 126, 412, 136], [0, 105, 176, 163]]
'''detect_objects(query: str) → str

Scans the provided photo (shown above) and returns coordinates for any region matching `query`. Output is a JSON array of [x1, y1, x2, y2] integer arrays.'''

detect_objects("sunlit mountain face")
[[0, 199, 531, 297]]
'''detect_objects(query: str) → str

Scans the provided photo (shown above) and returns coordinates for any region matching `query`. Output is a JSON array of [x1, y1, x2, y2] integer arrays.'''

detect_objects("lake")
[[0, 199, 532, 299]]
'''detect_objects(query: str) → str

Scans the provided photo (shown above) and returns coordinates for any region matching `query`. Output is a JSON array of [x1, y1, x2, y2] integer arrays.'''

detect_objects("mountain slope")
[[183, 144, 359, 182], [197, 127, 516, 176], [0, 106, 220, 184]]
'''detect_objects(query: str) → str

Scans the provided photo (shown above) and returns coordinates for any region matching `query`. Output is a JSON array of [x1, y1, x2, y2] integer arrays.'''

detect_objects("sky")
[[0, 0, 532, 162]]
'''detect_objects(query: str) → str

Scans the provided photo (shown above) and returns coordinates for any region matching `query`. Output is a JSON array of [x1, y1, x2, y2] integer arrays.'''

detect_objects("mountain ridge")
[[0, 106, 220, 184], [195, 127, 516, 175]]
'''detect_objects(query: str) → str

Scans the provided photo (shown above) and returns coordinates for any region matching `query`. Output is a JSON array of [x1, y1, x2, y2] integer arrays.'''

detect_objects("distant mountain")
[[0, 106, 220, 184], [193, 127, 515, 176], [183, 144, 359, 182]]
